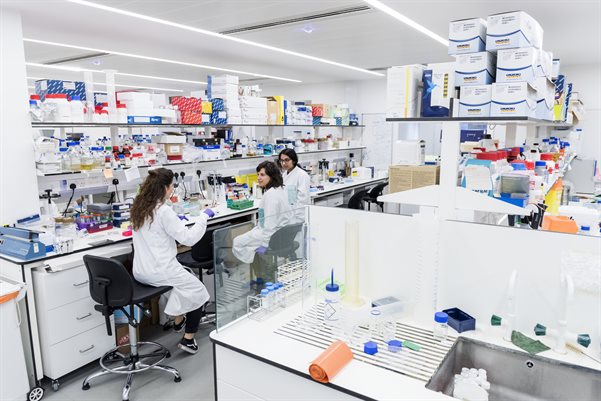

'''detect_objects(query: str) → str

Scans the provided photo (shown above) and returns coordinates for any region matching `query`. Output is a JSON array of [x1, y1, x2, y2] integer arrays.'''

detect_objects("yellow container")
[[544, 178, 563, 215]]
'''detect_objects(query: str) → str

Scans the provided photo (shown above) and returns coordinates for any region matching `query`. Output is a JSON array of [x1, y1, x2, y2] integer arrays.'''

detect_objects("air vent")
[[45, 52, 109, 65], [219, 5, 371, 35]]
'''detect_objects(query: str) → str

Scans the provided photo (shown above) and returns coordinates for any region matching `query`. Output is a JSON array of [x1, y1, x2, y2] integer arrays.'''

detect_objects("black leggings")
[[184, 304, 205, 334]]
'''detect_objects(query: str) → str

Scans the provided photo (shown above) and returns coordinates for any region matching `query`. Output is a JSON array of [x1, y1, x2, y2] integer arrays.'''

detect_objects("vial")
[[260, 289, 270, 309], [433, 311, 449, 341], [323, 281, 340, 325]]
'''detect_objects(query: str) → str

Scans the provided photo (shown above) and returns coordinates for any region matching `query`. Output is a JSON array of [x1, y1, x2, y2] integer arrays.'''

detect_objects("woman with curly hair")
[[131, 168, 214, 354]]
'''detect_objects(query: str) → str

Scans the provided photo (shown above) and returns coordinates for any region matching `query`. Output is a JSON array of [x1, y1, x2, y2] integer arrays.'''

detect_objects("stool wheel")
[[82, 383, 90, 391], [174, 376, 182, 383]]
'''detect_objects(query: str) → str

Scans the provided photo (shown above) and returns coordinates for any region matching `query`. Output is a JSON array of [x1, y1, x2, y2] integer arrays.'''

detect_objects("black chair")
[[176, 224, 231, 326], [81, 255, 181, 401], [363, 182, 389, 211], [252, 223, 304, 282], [348, 189, 369, 210]]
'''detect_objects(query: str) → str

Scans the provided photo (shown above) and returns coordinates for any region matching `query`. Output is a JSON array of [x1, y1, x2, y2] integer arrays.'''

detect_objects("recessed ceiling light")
[[302, 25, 314, 34], [27, 76, 184, 92], [92, 60, 102, 66], [24, 38, 301, 83], [66, 0, 384, 77], [363, 0, 448, 47], [25, 62, 207, 85]]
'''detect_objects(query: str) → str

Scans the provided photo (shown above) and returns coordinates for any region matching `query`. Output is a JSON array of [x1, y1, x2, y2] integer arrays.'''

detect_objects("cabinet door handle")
[[79, 345, 95, 353], [73, 280, 89, 287], [76, 313, 92, 321]]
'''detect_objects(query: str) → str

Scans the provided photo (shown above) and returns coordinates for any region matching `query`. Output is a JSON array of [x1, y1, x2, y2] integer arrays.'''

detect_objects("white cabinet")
[[31, 244, 131, 380]]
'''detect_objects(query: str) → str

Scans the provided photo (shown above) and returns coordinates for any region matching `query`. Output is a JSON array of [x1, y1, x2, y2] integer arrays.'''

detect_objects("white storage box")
[[151, 93, 167, 107], [496, 47, 538, 85], [386, 65, 425, 118], [239, 96, 268, 109], [421, 62, 456, 117], [158, 133, 186, 144], [448, 18, 487, 55], [535, 76, 555, 121], [486, 11, 543, 51], [459, 84, 492, 117], [117, 92, 151, 102], [392, 140, 426, 165], [491, 82, 537, 117], [208, 75, 239, 85], [552, 58, 561, 80], [536, 50, 553, 78], [455, 52, 496, 86]]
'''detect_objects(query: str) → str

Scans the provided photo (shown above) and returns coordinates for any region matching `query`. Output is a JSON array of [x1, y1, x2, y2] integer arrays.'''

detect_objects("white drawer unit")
[[45, 297, 105, 346], [33, 264, 90, 310], [40, 323, 115, 380]]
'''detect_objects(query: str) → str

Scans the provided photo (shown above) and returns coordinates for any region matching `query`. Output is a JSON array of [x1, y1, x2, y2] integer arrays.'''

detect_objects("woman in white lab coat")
[[279, 149, 311, 211], [233, 161, 292, 280], [131, 168, 214, 354]]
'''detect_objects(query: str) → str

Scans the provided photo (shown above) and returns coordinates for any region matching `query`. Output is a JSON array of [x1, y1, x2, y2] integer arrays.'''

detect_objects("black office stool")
[[348, 189, 370, 210], [363, 182, 389, 211], [81, 255, 181, 401]]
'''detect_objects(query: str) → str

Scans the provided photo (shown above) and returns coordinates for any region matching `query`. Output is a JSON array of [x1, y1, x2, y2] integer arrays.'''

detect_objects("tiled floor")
[[40, 325, 215, 401]]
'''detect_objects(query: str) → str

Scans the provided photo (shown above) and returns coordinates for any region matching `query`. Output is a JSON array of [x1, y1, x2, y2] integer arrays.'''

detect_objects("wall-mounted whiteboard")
[[361, 113, 392, 171]]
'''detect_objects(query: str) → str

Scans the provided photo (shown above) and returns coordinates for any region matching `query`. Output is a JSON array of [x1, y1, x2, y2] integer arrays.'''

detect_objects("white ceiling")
[[5, 0, 600, 94]]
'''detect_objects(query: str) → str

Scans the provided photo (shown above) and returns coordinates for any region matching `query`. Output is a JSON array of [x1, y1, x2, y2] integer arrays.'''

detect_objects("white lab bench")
[[210, 303, 600, 401], [0, 203, 258, 393]]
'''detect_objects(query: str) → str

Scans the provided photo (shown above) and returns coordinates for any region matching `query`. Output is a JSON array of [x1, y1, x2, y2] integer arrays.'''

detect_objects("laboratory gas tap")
[[533, 273, 591, 354], [490, 269, 518, 342]]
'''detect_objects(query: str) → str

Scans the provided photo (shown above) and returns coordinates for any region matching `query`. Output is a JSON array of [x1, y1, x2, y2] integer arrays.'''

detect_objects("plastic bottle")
[[433, 311, 449, 341], [59, 147, 71, 171], [266, 285, 275, 309], [70, 95, 85, 123], [323, 280, 340, 326], [68, 141, 81, 171], [80, 147, 94, 170], [260, 289, 270, 309], [534, 161, 548, 181], [540, 138, 550, 152]]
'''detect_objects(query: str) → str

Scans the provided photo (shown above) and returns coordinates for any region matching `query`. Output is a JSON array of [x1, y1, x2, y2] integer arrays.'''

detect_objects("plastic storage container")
[[45, 94, 71, 122]]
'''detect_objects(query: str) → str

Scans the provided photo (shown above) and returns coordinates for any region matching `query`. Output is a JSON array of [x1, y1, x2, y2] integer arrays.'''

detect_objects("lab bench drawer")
[[41, 323, 114, 380], [33, 264, 90, 311], [45, 297, 105, 346], [327, 193, 344, 207]]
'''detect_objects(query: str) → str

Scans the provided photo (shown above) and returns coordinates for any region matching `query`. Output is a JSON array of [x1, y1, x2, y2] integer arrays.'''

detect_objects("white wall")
[[0, 8, 40, 224]]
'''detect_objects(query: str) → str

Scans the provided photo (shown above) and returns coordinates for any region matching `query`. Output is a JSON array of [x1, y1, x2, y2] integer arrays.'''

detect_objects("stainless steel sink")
[[426, 337, 601, 401]]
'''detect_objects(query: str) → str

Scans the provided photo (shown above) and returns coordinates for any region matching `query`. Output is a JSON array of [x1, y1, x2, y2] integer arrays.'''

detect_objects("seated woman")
[[233, 161, 292, 281]]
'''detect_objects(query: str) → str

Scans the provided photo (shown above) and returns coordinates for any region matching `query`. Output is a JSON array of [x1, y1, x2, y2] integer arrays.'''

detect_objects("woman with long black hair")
[[131, 168, 214, 354]]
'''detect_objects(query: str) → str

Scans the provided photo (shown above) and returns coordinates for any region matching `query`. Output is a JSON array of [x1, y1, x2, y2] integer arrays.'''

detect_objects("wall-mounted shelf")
[[37, 146, 367, 177], [385, 116, 572, 127], [31, 122, 364, 129]]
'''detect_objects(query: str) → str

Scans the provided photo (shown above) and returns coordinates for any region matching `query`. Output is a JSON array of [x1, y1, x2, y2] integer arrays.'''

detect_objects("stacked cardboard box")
[[208, 75, 240, 124], [240, 96, 267, 124]]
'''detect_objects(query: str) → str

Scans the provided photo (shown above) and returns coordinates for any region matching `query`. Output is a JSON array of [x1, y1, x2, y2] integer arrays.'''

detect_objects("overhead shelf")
[[385, 116, 573, 127], [31, 122, 364, 129], [37, 146, 366, 177]]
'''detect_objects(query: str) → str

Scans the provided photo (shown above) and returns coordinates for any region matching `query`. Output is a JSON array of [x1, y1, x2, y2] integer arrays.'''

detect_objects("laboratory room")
[[1, 1, 600, 401]]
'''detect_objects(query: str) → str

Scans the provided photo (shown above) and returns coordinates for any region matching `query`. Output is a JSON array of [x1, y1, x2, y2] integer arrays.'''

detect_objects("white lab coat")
[[284, 166, 311, 208], [133, 204, 210, 316], [233, 186, 292, 263]]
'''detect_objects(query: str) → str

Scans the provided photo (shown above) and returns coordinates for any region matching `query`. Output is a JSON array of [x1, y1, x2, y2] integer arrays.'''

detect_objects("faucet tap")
[[533, 273, 591, 354], [490, 269, 519, 342]]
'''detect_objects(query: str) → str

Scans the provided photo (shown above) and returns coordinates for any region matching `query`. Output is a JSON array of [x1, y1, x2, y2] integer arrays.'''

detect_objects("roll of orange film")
[[308, 340, 353, 383]]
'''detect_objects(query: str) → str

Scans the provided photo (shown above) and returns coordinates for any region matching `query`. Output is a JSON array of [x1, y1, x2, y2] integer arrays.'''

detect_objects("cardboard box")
[[455, 52, 495, 86], [448, 18, 487, 55], [211, 98, 225, 111], [421, 62, 455, 117], [35, 79, 86, 101], [208, 74, 239, 85], [553, 75, 566, 121], [536, 50, 553, 78], [388, 165, 440, 193], [181, 110, 202, 124], [459, 84, 492, 117], [486, 11, 543, 51], [115, 324, 139, 348], [201, 101, 213, 114], [311, 104, 324, 117], [535, 76, 555, 120], [496, 47, 538, 85], [117, 92, 151, 102], [211, 110, 228, 124], [386, 65, 425, 118], [170, 96, 202, 112], [491, 82, 537, 117], [266, 96, 285, 124]]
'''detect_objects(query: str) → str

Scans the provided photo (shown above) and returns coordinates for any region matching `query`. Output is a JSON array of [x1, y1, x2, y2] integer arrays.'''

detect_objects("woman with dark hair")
[[278, 148, 310, 209], [232, 161, 291, 268], [131, 168, 214, 354]]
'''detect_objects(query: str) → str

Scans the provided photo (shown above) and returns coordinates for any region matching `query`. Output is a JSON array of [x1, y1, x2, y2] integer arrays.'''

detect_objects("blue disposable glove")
[[255, 246, 267, 255], [203, 208, 215, 218], [178, 214, 189, 221]]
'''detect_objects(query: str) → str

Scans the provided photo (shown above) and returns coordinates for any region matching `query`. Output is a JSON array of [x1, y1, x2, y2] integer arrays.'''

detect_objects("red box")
[[312, 104, 324, 117], [170, 96, 202, 112], [181, 110, 202, 124]]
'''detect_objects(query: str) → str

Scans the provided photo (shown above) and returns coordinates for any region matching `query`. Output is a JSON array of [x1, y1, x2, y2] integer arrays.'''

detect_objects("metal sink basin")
[[426, 337, 601, 401]]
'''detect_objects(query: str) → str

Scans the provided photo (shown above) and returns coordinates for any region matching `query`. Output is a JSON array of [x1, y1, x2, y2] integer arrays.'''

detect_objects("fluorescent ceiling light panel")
[[24, 38, 301, 83], [27, 76, 183, 92], [66, 0, 384, 77], [363, 0, 448, 46], [25, 62, 207, 85]]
